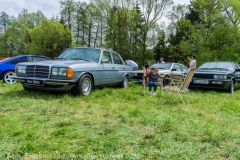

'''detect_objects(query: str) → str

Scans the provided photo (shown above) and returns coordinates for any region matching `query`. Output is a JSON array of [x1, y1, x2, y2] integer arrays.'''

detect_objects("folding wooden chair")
[[161, 68, 195, 104], [142, 69, 163, 95]]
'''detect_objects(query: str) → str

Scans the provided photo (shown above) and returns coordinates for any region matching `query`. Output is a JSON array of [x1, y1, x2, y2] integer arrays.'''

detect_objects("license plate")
[[26, 79, 44, 86], [193, 80, 209, 84]]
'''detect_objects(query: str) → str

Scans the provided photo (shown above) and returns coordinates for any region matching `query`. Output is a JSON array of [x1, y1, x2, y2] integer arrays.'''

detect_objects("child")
[[144, 65, 161, 96]]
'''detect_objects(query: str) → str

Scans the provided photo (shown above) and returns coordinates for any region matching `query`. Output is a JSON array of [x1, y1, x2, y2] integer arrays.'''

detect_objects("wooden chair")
[[142, 68, 163, 95], [161, 68, 196, 104]]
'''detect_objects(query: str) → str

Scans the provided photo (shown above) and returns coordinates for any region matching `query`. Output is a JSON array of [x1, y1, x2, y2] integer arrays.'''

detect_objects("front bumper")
[[190, 79, 231, 90], [13, 76, 77, 91]]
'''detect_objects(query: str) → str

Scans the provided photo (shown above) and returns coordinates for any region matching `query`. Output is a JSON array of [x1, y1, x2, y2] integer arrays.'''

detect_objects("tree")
[[138, 0, 173, 66], [60, 0, 76, 31], [4, 9, 46, 56], [28, 19, 71, 58]]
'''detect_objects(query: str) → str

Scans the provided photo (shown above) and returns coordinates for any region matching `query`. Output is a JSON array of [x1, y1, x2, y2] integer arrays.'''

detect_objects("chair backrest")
[[180, 68, 195, 90]]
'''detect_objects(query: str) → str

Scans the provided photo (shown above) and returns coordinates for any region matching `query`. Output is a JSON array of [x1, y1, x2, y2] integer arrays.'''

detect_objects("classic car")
[[131, 62, 189, 85], [0, 55, 50, 84], [189, 61, 240, 93], [13, 48, 133, 96]]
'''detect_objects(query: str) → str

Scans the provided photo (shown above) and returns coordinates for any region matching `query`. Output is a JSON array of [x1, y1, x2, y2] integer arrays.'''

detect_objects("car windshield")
[[57, 48, 101, 62], [151, 63, 172, 70], [198, 62, 234, 71]]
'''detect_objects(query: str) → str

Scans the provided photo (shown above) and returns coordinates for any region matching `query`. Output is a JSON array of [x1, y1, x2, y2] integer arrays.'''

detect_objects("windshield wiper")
[[210, 68, 228, 71], [55, 57, 66, 60], [198, 68, 210, 70]]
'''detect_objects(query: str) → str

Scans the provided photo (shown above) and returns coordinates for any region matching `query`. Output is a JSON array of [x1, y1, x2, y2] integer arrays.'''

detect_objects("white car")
[[131, 62, 189, 86]]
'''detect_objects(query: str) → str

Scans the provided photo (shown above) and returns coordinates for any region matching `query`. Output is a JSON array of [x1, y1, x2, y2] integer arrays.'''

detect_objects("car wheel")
[[120, 75, 129, 88], [228, 80, 235, 94], [71, 74, 93, 96], [163, 75, 170, 86], [23, 86, 32, 91], [3, 71, 16, 84]]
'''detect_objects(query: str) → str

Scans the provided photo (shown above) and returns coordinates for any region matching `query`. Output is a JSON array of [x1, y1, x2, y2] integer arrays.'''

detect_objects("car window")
[[102, 51, 112, 64], [199, 62, 233, 70], [180, 65, 188, 72], [233, 63, 239, 69], [30, 57, 49, 62], [154, 63, 172, 70], [173, 64, 181, 71], [9, 57, 28, 64], [112, 53, 123, 65]]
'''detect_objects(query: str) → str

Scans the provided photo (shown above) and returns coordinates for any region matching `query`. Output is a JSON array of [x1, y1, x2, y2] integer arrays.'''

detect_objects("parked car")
[[189, 61, 240, 93], [131, 62, 189, 85], [0, 57, 10, 62], [0, 55, 50, 84], [13, 47, 133, 96]]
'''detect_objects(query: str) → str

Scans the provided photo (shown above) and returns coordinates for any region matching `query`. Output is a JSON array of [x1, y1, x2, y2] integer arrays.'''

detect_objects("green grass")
[[0, 82, 240, 159]]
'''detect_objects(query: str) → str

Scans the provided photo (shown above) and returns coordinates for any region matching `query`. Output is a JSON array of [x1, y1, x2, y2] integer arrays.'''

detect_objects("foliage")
[[1, 82, 240, 159], [27, 19, 72, 58]]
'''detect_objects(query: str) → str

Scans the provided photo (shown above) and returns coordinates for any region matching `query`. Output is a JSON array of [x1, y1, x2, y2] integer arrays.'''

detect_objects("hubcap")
[[82, 78, 91, 94], [4, 72, 16, 84]]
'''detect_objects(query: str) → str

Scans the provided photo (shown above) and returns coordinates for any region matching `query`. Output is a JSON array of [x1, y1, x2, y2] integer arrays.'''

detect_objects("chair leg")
[[177, 92, 186, 105], [187, 91, 193, 101], [161, 89, 170, 102]]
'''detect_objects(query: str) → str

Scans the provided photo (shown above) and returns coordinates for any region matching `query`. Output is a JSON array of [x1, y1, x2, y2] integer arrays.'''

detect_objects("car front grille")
[[193, 74, 213, 79], [26, 65, 50, 78]]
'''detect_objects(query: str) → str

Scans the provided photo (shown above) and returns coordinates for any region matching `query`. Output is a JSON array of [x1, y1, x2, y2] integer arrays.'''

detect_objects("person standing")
[[157, 57, 165, 63], [125, 60, 138, 71], [187, 56, 196, 69], [145, 60, 151, 68]]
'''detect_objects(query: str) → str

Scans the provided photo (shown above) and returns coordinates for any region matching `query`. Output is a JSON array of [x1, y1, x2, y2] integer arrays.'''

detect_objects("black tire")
[[163, 75, 170, 86], [120, 75, 129, 88], [23, 86, 32, 91], [228, 80, 234, 94], [3, 71, 16, 84], [71, 74, 93, 96]]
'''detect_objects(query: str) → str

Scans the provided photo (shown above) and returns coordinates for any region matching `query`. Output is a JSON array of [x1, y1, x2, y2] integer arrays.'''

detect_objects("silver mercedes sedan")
[[13, 48, 133, 96]]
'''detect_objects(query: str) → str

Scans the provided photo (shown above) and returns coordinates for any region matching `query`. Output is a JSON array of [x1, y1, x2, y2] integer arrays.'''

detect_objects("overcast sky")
[[0, 0, 190, 22]]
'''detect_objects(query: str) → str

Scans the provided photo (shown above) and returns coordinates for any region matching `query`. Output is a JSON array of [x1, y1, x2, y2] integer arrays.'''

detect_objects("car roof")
[[0, 55, 50, 63]]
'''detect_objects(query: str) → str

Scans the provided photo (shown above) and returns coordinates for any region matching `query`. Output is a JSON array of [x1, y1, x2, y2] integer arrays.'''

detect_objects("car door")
[[171, 64, 185, 78], [101, 51, 117, 84], [111, 52, 127, 83], [233, 63, 240, 83]]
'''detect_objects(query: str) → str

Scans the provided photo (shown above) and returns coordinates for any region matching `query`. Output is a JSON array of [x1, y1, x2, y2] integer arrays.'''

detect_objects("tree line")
[[0, 0, 240, 67]]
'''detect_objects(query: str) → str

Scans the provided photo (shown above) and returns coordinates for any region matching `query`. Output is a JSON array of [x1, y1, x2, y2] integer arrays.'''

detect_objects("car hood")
[[17, 60, 99, 69], [195, 69, 232, 74]]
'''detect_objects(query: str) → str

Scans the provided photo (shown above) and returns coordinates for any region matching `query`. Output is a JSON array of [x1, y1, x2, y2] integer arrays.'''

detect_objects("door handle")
[[112, 67, 115, 69]]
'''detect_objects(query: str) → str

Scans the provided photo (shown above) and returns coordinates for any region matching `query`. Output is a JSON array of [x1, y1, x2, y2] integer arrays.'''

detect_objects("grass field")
[[0, 82, 240, 159]]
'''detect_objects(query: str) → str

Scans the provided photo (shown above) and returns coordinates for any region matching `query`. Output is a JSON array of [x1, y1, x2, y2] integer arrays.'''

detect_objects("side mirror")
[[102, 58, 109, 63]]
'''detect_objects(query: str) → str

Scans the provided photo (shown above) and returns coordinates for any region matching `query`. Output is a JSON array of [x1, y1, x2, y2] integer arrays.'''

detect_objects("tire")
[[120, 75, 129, 88], [3, 71, 16, 84], [228, 80, 234, 94], [71, 74, 93, 96], [163, 75, 170, 86]]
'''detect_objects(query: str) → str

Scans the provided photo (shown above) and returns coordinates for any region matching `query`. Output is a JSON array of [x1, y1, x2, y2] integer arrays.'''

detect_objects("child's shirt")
[[146, 72, 160, 82]]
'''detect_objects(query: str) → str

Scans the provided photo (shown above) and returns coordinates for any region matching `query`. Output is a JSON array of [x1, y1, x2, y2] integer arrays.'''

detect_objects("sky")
[[0, 0, 190, 22]]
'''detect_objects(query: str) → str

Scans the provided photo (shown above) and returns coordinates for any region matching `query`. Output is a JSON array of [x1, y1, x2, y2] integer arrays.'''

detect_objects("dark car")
[[131, 62, 189, 85], [0, 55, 50, 84], [190, 61, 240, 93], [13, 48, 133, 96]]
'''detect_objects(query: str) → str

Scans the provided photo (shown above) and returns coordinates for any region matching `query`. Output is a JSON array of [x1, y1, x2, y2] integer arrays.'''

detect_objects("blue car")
[[0, 55, 50, 84]]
